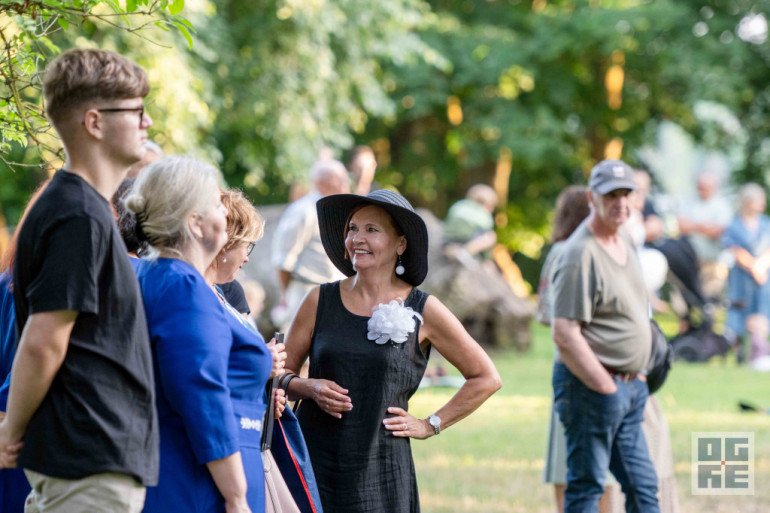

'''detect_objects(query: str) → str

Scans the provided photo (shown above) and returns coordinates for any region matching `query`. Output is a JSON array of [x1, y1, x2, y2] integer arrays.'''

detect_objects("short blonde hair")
[[43, 49, 149, 129], [125, 155, 220, 260], [221, 189, 265, 252], [739, 183, 766, 215]]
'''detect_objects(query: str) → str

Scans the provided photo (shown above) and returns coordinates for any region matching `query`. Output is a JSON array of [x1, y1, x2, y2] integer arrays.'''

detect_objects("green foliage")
[[187, 0, 442, 202], [0, 0, 193, 166], [4, 0, 770, 252], [360, 0, 770, 257]]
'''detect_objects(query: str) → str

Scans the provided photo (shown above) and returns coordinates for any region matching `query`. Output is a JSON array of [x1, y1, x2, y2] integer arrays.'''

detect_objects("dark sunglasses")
[[246, 242, 256, 256]]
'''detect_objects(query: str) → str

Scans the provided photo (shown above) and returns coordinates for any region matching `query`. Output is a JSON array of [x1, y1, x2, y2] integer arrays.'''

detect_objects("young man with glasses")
[[0, 49, 159, 513]]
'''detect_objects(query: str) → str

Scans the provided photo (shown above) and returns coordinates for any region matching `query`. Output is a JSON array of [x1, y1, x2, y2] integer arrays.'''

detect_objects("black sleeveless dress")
[[297, 281, 431, 513]]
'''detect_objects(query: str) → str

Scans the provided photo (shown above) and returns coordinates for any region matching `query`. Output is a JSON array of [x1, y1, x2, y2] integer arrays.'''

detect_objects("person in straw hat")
[[282, 189, 502, 512]]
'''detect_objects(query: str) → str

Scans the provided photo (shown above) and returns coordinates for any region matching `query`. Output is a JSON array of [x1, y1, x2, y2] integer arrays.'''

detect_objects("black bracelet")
[[282, 374, 298, 392], [277, 372, 291, 388], [278, 372, 298, 390]]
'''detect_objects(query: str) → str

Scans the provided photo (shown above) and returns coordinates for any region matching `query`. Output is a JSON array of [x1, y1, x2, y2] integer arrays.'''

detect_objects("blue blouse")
[[138, 258, 272, 512], [723, 214, 770, 335]]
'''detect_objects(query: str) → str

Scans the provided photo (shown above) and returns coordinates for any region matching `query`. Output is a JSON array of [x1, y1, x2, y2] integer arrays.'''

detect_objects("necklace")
[[214, 288, 252, 330]]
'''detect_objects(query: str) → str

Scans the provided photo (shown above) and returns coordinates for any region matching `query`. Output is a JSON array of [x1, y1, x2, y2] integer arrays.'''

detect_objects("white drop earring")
[[395, 255, 405, 275], [222, 257, 227, 263]]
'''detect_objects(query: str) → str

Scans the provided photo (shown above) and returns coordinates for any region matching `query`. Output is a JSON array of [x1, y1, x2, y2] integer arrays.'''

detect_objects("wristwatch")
[[428, 414, 441, 435]]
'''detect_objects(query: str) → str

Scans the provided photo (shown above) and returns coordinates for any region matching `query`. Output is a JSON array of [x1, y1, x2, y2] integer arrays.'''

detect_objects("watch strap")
[[429, 414, 441, 435]]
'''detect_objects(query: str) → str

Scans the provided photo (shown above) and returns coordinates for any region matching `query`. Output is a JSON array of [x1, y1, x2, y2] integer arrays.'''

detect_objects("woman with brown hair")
[[537, 186, 596, 513], [282, 189, 501, 512], [535, 186, 591, 325], [203, 187, 288, 390]]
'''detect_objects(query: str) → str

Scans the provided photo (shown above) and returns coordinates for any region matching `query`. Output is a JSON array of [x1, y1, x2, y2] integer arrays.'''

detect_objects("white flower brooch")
[[367, 298, 424, 345]]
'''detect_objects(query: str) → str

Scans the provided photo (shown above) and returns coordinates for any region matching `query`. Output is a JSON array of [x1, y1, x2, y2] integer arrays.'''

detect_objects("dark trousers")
[[553, 363, 660, 513]]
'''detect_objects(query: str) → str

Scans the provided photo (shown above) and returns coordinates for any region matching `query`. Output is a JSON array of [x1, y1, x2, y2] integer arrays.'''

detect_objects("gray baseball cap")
[[588, 159, 635, 194]]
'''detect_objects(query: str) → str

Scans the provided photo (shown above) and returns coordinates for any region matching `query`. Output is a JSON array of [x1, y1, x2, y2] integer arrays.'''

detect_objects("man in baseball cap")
[[588, 159, 636, 194], [549, 159, 660, 512]]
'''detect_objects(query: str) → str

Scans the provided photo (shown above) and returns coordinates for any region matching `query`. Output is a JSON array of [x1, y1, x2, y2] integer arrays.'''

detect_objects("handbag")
[[263, 449, 301, 513], [261, 372, 323, 513], [262, 376, 301, 513], [269, 406, 322, 513], [646, 319, 673, 394]]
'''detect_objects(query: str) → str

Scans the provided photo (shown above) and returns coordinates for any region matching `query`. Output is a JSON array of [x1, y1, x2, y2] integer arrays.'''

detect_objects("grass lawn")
[[409, 323, 770, 512]]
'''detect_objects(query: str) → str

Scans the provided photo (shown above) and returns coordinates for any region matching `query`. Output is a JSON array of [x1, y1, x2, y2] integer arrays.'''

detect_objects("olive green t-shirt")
[[551, 222, 651, 372]]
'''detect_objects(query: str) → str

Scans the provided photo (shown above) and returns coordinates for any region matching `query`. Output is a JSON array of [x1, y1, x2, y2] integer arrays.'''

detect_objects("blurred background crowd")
[[4, 1, 770, 362]]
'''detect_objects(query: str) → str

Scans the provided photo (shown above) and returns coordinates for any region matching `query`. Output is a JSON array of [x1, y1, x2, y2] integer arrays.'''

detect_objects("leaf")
[[104, 0, 121, 14], [172, 20, 193, 49], [126, 0, 137, 12], [57, 16, 68, 30], [175, 15, 194, 31], [168, 0, 184, 16], [38, 36, 61, 54]]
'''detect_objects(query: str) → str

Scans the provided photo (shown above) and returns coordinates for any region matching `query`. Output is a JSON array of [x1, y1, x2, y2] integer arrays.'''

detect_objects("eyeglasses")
[[246, 242, 256, 256], [97, 104, 146, 127]]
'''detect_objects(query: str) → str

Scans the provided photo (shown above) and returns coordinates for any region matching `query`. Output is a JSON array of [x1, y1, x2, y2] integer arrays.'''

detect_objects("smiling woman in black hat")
[[282, 189, 502, 513]]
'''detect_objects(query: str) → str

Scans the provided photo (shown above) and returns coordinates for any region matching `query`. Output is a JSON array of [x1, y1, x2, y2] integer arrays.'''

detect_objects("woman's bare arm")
[[206, 452, 250, 513], [384, 296, 502, 438], [283, 286, 319, 378], [283, 287, 352, 418]]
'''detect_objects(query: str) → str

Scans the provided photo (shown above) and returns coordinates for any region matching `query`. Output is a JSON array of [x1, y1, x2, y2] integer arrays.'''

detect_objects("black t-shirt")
[[13, 170, 159, 485], [219, 279, 250, 315]]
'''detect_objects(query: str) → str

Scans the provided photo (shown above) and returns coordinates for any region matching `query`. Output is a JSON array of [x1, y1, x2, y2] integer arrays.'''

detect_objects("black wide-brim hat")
[[317, 189, 429, 286]]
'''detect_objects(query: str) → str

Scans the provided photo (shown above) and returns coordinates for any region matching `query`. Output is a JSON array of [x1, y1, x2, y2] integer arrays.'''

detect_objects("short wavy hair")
[[220, 189, 265, 252]]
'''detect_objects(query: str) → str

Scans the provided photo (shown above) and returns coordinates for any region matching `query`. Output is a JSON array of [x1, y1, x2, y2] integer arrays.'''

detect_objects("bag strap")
[[261, 376, 280, 452], [261, 332, 284, 452]]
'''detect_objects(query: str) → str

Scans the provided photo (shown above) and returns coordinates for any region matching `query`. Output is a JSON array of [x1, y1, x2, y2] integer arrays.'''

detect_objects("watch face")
[[429, 415, 440, 427]]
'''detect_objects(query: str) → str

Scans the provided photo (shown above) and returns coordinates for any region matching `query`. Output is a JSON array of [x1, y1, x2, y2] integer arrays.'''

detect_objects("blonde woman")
[[128, 157, 272, 513]]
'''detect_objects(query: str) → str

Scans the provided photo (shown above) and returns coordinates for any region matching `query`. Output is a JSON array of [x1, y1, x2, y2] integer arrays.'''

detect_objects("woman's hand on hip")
[[310, 379, 352, 419], [382, 407, 432, 440], [266, 338, 287, 378]]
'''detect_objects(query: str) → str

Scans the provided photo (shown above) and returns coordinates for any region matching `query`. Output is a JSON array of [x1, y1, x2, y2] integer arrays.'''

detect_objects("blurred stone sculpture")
[[420, 208, 534, 351]]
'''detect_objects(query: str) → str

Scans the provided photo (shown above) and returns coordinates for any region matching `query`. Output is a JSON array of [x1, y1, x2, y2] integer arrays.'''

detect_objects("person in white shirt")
[[271, 159, 350, 328], [677, 171, 733, 298]]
